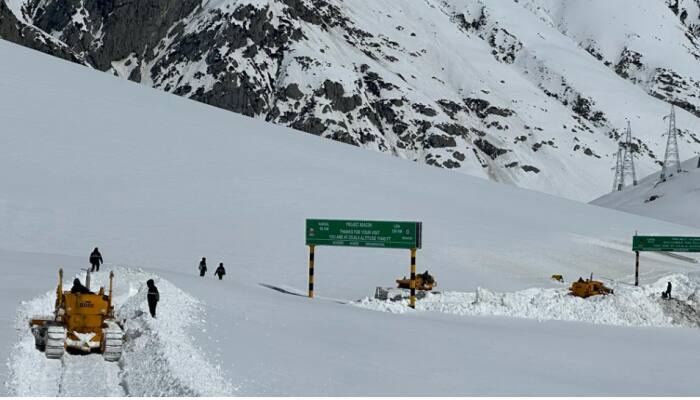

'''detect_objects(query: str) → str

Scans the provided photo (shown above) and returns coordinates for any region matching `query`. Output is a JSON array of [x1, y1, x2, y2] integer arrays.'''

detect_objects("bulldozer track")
[[102, 323, 124, 362], [45, 326, 66, 359]]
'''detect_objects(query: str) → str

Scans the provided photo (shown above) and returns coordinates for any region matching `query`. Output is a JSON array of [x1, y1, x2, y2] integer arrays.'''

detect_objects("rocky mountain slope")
[[3, 0, 700, 201], [0, 0, 82, 63]]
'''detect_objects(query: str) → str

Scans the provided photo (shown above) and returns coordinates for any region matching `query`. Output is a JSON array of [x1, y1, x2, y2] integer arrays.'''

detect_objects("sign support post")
[[308, 245, 315, 298], [409, 248, 417, 309], [635, 251, 639, 287]]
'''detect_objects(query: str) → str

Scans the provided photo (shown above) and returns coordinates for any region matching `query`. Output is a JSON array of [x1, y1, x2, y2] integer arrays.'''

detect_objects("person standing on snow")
[[90, 247, 103, 272], [666, 281, 672, 299], [214, 263, 226, 280], [199, 257, 207, 277], [146, 279, 160, 318]]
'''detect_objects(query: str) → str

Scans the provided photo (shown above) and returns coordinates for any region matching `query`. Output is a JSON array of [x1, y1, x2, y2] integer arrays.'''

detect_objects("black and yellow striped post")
[[308, 245, 315, 298], [409, 248, 417, 309]]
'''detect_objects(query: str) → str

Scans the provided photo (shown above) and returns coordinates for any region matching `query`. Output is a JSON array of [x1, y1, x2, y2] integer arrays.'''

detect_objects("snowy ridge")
[[5, 267, 235, 396], [355, 274, 700, 328], [593, 156, 700, 227], [3, 0, 700, 200]]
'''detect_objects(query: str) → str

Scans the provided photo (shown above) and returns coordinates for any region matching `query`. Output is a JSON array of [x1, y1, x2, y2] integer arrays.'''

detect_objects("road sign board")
[[306, 219, 422, 249], [632, 236, 700, 252]]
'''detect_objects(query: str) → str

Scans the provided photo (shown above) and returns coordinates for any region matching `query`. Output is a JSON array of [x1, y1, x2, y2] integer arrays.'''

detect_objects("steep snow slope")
[[6, 0, 700, 201], [3, 39, 700, 395], [593, 156, 700, 227]]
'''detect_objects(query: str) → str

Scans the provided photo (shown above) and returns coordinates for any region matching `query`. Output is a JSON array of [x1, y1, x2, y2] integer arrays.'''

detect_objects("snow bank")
[[4, 267, 235, 396], [114, 267, 236, 396], [354, 274, 700, 328]]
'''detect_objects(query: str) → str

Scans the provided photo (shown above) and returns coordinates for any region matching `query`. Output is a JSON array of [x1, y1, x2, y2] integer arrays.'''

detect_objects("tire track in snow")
[[58, 354, 124, 396], [4, 267, 235, 396]]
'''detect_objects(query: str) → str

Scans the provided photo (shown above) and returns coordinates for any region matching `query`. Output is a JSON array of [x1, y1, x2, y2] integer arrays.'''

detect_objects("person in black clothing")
[[214, 263, 226, 280], [199, 257, 207, 277], [666, 281, 672, 299], [90, 247, 103, 272], [70, 278, 93, 294], [146, 279, 159, 318]]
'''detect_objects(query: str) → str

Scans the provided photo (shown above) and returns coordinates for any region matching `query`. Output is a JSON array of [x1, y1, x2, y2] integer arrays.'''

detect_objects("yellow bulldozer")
[[396, 270, 437, 291], [29, 269, 124, 361], [569, 274, 614, 298]]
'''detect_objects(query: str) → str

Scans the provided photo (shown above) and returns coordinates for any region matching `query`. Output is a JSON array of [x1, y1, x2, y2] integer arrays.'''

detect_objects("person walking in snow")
[[90, 247, 103, 272], [214, 263, 226, 280], [199, 257, 207, 277], [665, 281, 672, 299], [146, 279, 160, 318]]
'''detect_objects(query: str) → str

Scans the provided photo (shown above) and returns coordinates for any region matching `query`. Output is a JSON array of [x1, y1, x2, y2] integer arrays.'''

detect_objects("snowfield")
[[2, 39, 700, 395]]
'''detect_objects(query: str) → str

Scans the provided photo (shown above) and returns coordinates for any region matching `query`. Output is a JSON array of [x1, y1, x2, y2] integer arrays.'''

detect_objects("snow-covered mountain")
[[3, 37, 700, 395], [0, 0, 82, 63], [2, 0, 700, 201], [593, 155, 700, 228]]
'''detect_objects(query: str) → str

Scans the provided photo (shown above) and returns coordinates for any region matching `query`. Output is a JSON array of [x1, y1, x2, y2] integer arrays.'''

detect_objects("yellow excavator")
[[29, 269, 124, 361]]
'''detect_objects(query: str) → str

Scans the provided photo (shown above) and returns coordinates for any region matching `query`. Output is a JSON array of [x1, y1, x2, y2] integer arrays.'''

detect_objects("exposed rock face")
[[3, 0, 700, 201], [0, 0, 82, 64]]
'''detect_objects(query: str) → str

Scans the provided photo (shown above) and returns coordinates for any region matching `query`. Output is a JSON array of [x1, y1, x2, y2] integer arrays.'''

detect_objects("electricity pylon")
[[612, 120, 637, 191], [659, 105, 681, 181]]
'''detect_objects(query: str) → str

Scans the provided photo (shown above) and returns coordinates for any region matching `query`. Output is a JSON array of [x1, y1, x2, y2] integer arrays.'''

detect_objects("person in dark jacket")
[[70, 278, 93, 294], [199, 257, 207, 277], [90, 247, 103, 272], [146, 279, 159, 318], [214, 263, 226, 280], [666, 281, 672, 299]]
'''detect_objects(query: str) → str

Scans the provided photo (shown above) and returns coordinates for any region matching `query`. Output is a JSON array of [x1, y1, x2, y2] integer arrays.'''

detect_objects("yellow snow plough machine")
[[29, 269, 124, 361], [569, 274, 614, 298], [396, 270, 437, 291], [375, 271, 437, 301]]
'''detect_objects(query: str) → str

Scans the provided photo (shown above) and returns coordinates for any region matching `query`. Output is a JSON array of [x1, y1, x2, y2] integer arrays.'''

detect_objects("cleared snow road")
[[59, 354, 124, 396]]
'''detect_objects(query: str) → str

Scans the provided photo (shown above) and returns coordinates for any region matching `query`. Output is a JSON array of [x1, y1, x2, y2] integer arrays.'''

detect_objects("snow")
[[3, 38, 700, 395], [355, 274, 700, 328], [593, 155, 700, 228]]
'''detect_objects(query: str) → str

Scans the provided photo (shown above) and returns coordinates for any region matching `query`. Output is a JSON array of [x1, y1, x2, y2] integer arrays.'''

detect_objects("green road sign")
[[633, 236, 700, 252], [306, 219, 422, 249]]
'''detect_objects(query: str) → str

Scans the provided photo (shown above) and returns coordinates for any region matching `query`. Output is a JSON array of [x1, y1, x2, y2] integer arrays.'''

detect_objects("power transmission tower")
[[659, 105, 681, 181], [611, 121, 637, 191], [612, 145, 624, 191]]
